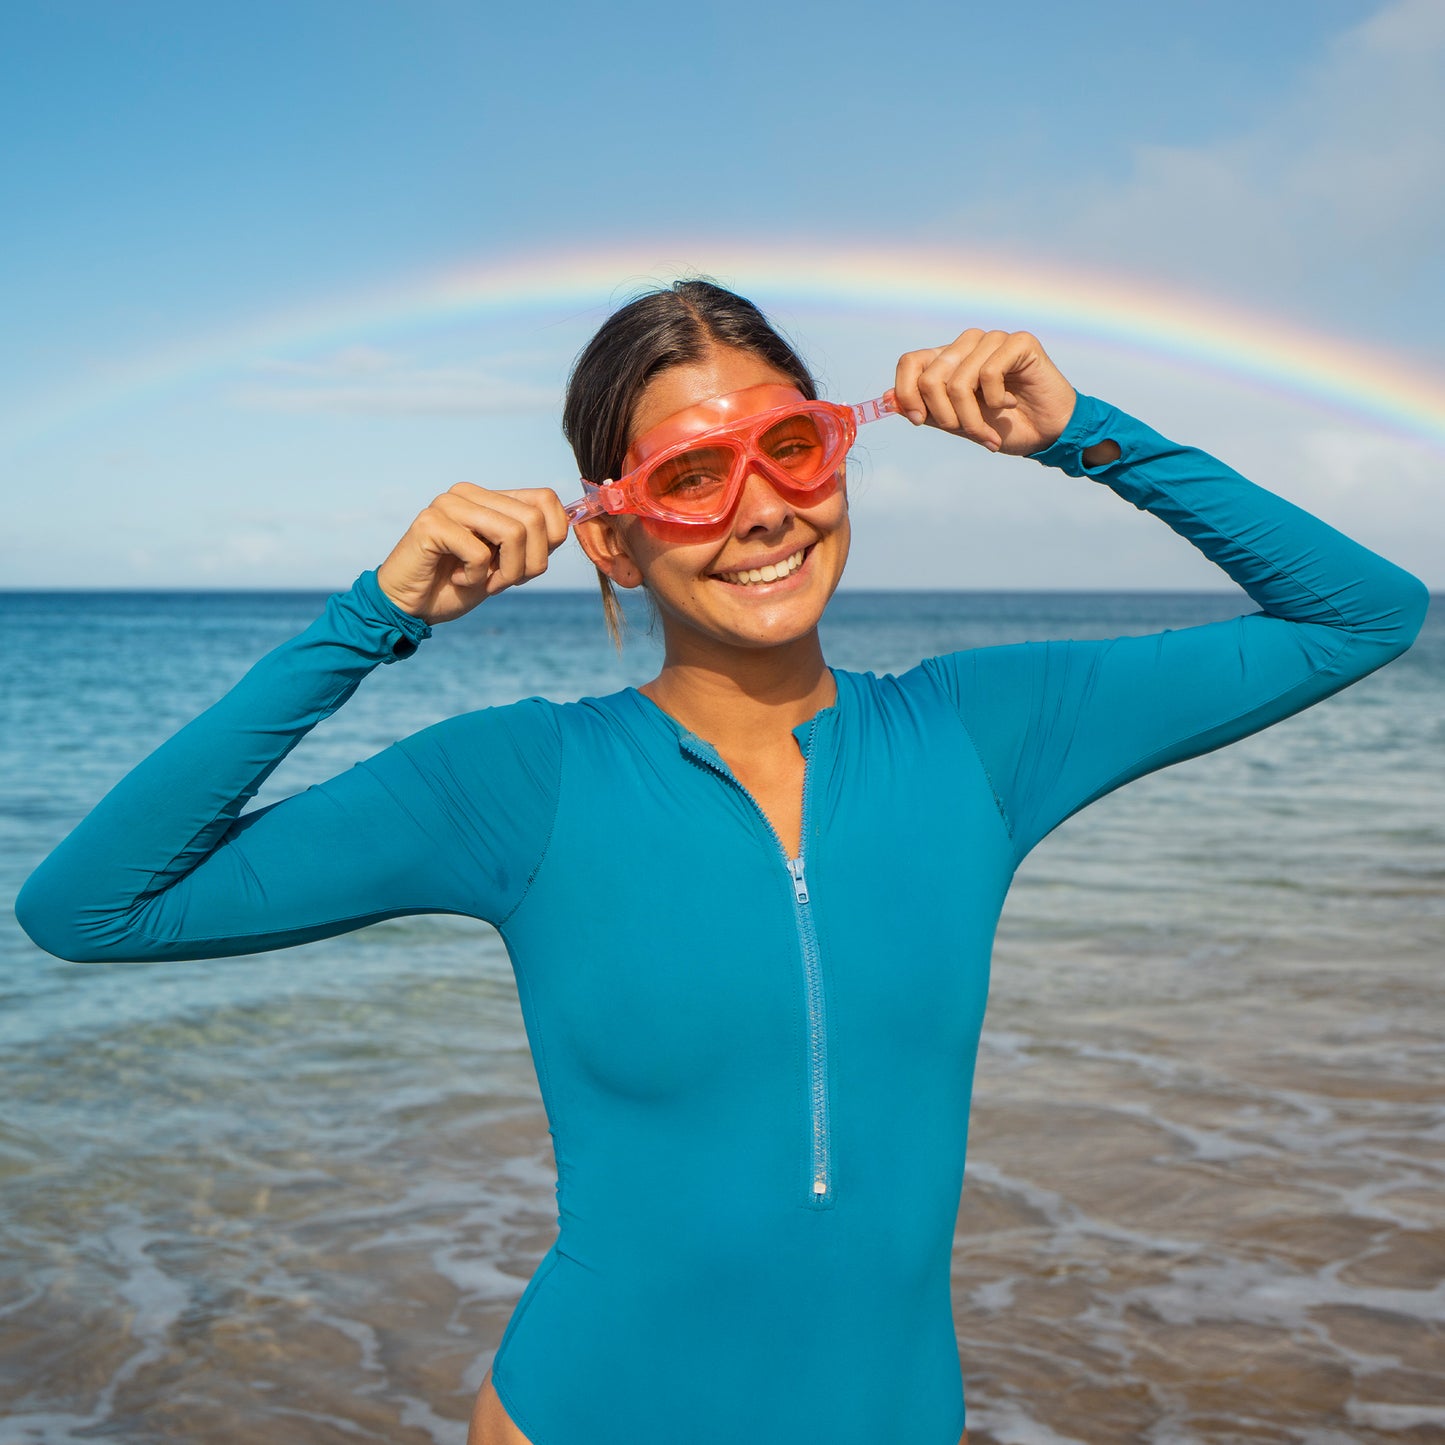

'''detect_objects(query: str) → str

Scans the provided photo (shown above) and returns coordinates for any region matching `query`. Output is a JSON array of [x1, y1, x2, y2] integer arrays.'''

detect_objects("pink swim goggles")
[[563, 383, 899, 527]]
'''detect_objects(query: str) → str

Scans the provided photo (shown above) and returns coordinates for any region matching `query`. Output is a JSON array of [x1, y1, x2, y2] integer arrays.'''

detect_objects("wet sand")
[[954, 955, 1445, 1444]]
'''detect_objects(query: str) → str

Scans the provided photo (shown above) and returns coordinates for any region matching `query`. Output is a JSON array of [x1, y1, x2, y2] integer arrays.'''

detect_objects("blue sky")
[[1, 0, 1440, 590]]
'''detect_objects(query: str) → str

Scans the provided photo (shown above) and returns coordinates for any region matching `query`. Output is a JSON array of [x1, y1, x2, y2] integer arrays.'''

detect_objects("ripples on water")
[[1, 588, 1440, 1444]]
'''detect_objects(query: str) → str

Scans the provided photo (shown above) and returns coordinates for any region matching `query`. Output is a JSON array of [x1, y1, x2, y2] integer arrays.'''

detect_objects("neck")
[[640, 628, 835, 753]]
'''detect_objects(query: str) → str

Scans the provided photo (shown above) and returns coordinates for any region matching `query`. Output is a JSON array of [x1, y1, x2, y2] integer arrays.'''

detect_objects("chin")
[[727, 614, 823, 650]]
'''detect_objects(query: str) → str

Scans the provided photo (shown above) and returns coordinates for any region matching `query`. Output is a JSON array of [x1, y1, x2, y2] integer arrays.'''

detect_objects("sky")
[[1, 0, 1441, 592]]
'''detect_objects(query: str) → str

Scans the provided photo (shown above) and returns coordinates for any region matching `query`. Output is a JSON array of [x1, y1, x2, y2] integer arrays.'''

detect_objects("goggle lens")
[[760, 411, 839, 478], [645, 445, 735, 514]]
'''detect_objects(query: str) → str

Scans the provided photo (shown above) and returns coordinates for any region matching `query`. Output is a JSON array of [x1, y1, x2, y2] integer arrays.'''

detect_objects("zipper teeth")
[[799, 890, 829, 1195], [795, 724, 830, 1201], [685, 722, 832, 1205]]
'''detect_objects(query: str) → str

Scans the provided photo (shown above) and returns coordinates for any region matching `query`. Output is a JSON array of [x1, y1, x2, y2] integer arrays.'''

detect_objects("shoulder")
[[901, 642, 1056, 712], [401, 688, 663, 772], [832, 656, 992, 706], [389, 696, 565, 799], [831, 661, 970, 734], [834, 647, 1057, 750], [401, 694, 563, 752]]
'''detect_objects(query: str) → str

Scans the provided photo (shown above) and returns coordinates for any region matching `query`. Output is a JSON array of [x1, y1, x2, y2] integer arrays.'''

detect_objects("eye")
[[760, 416, 825, 473], [647, 446, 732, 500], [771, 438, 813, 459], [664, 470, 718, 495]]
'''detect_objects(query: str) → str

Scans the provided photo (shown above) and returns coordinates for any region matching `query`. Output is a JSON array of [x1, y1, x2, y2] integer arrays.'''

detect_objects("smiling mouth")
[[714, 545, 811, 587]]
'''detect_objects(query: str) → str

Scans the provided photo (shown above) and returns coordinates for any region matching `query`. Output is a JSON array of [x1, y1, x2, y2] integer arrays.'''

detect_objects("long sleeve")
[[920, 393, 1431, 868], [14, 569, 562, 962]]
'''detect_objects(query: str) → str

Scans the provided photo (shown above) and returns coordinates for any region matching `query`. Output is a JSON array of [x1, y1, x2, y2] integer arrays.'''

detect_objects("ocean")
[[1, 587, 1440, 1444]]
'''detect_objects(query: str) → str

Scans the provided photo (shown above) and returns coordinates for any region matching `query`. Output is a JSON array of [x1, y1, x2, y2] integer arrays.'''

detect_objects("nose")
[[731, 466, 792, 538]]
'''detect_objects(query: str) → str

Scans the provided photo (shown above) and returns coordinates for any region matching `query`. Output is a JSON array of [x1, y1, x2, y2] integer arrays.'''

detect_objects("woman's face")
[[582, 345, 852, 656]]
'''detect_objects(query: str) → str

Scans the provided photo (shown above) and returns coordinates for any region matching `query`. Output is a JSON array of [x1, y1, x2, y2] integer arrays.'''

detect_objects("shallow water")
[[1, 588, 1440, 1444]]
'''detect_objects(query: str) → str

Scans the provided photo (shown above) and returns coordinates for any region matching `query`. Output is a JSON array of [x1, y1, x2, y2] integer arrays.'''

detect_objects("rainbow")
[[7, 240, 1445, 449]]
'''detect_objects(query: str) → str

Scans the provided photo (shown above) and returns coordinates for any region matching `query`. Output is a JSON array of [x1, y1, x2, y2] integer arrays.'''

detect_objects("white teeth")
[[719, 549, 805, 586]]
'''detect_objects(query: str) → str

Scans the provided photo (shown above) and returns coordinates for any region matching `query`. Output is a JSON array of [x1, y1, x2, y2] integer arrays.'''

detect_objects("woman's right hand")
[[375, 485, 571, 625]]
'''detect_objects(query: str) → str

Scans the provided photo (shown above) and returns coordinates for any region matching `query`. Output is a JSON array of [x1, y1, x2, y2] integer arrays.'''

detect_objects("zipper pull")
[[787, 858, 810, 905]]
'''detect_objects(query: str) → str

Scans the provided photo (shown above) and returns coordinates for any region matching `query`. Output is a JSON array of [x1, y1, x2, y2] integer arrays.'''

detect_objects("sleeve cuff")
[[1027, 392, 1123, 479], [348, 568, 433, 662]]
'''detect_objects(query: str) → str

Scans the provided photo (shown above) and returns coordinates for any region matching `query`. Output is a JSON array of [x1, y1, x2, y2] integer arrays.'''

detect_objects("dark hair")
[[562, 278, 817, 645]]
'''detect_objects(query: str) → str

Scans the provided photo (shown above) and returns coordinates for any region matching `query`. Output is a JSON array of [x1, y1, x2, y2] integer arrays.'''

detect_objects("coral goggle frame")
[[563, 383, 900, 527]]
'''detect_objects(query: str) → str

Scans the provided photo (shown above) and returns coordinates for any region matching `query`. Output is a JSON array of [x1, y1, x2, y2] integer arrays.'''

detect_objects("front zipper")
[[680, 720, 834, 1208], [787, 851, 832, 1204]]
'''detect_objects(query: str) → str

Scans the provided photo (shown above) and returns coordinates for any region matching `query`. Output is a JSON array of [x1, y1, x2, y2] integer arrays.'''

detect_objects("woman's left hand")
[[893, 329, 1078, 456]]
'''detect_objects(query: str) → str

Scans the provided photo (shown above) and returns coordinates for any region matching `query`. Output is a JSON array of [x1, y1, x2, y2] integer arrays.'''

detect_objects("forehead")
[[627, 347, 799, 446]]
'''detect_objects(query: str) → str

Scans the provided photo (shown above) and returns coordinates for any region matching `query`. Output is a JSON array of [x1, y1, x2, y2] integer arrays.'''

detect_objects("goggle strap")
[[563, 479, 616, 525], [849, 390, 899, 426]]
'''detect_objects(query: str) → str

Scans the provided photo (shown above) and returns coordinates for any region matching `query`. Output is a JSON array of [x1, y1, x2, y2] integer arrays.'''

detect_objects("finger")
[[484, 508, 531, 589], [515, 488, 572, 549], [486, 493, 550, 579], [452, 484, 570, 551], [944, 330, 1011, 450], [893, 347, 944, 425], [916, 330, 986, 433], [425, 514, 499, 591], [976, 332, 1026, 412], [431, 496, 526, 592], [442, 488, 549, 583]]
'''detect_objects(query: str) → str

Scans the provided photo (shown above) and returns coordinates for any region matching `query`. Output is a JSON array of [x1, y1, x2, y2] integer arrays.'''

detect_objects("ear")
[[574, 515, 645, 590]]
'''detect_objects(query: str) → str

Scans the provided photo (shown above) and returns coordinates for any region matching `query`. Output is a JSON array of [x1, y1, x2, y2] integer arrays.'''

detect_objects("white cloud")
[[1293, 425, 1442, 529], [232, 348, 560, 416], [945, 0, 1445, 330]]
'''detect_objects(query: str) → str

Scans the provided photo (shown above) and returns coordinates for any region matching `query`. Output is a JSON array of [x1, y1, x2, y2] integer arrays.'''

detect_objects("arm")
[[14, 569, 561, 961], [922, 393, 1430, 866]]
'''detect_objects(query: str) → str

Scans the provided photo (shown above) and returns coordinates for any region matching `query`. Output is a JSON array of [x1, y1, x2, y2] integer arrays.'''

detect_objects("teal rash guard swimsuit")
[[16, 394, 1429, 1444]]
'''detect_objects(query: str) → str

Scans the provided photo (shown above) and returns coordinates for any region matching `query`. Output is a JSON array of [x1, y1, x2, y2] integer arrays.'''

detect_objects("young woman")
[[16, 281, 1428, 1445]]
